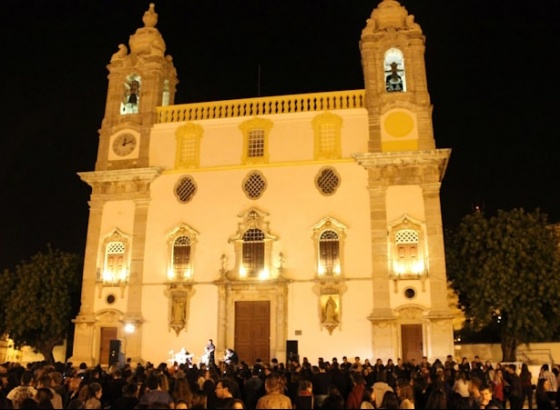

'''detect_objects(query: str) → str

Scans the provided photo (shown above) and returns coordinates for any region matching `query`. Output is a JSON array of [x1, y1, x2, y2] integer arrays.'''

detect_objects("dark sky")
[[1, 0, 559, 270]]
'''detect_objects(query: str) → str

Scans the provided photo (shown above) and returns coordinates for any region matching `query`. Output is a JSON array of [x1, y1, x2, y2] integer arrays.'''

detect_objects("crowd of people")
[[0, 353, 558, 409]]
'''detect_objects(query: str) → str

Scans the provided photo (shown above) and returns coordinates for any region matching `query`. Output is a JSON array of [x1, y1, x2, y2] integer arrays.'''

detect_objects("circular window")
[[243, 171, 267, 199], [316, 167, 340, 196], [174, 175, 197, 203], [106, 294, 116, 304], [404, 288, 416, 299]]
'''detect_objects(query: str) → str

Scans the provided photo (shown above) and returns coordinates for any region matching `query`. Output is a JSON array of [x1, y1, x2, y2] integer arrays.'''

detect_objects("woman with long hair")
[[424, 389, 447, 410], [520, 363, 534, 410]]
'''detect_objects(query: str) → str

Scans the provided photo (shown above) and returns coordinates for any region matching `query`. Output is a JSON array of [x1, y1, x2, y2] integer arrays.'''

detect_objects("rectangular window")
[[248, 130, 265, 158], [243, 242, 264, 277], [104, 241, 125, 283], [173, 245, 191, 279], [319, 124, 336, 156], [179, 134, 197, 166]]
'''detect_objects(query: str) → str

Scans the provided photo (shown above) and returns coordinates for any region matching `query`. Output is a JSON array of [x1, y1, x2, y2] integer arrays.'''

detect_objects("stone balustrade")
[[156, 89, 365, 123]]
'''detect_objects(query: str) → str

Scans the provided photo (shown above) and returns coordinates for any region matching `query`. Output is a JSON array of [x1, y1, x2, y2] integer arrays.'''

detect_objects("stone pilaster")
[[69, 198, 104, 365]]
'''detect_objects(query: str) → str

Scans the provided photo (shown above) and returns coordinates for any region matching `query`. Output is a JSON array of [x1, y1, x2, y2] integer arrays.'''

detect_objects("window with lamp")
[[229, 208, 277, 281], [312, 217, 347, 278], [241, 228, 265, 278], [172, 236, 192, 281], [319, 230, 341, 276], [388, 217, 428, 280], [167, 224, 198, 283], [101, 241, 128, 285]]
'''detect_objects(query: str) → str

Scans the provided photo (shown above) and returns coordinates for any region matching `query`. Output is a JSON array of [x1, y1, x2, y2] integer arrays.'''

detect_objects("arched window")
[[167, 224, 199, 282], [384, 48, 406, 92], [388, 215, 428, 279], [98, 228, 130, 286], [229, 208, 278, 280], [121, 75, 141, 114], [312, 217, 347, 278]]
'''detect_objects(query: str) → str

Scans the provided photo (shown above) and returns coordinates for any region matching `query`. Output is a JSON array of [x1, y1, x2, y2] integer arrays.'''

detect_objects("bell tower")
[[71, 4, 177, 366], [354, 0, 454, 361], [96, 2, 178, 171]]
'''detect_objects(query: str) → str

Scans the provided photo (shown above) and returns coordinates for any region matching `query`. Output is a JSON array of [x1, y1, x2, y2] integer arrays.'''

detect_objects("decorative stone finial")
[[143, 3, 158, 28], [363, 0, 421, 33], [129, 3, 166, 56]]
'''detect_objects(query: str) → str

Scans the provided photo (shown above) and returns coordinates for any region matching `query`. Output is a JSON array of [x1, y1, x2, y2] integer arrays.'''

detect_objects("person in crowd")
[[345, 373, 366, 409], [311, 363, 331, 409], [378, 390, 399, 409], [138, 374, 174, 408], [519, 363, 534, 410], [112, 382, 139, 409], [224, 349, 239, 367], [6, 371, 37, 409], [396, 382, 414, 409], [479, 384, 493, 409], [359, 386, 375, 409], [491, 368, 506, 408], [214, 377, 236, 409], [204, 340, 216, 369], [34, 387, 55, 409], [293, 379, 313, 409], [244, 367, 264, 409], [224, 398, 247, 409], [424, 388, 447, 409], [373, 369, 394, 408], [504, 364, 523, 410], [536, 378, 553, 409], [35, 374, 63, 409], [171, 376, 193, 408], [539, 364, 557, 404], [190, 389, 208, 409], [255, 374, 292, 409], [78, 382, 103, 409], [453, 370, 470, 399], [458, 357, 471, 375], [63, 375, 83, 409], [174, 399, 188, 409]]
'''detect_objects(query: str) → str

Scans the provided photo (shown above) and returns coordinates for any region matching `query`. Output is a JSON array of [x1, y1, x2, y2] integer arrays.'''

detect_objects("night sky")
[[1, 0, 559, 270]]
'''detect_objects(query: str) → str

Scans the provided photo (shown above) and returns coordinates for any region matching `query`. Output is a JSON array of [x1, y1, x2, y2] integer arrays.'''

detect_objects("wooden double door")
[[234, 301, 270, 366]]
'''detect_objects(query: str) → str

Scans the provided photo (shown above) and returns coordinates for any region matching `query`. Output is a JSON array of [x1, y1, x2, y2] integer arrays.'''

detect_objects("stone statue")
[[323, 296, 338, 323], [172, 297, 186, 324]]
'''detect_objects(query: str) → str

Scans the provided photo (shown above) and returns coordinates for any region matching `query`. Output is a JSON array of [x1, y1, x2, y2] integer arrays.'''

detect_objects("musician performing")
[[224, 348, 239, 366], [202, 338, 216, 368]]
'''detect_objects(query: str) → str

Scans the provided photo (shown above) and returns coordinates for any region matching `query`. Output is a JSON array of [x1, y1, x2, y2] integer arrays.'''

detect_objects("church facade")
[[71, 0, 454, 367]]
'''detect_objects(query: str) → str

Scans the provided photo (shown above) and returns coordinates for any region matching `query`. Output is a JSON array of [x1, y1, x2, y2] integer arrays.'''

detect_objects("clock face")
[[112, 133, 137, 156]]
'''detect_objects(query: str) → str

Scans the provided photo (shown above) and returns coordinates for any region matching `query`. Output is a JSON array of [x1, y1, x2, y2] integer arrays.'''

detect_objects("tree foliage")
[[0, 245, 82, 363], [446, 208, 560, 361]]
